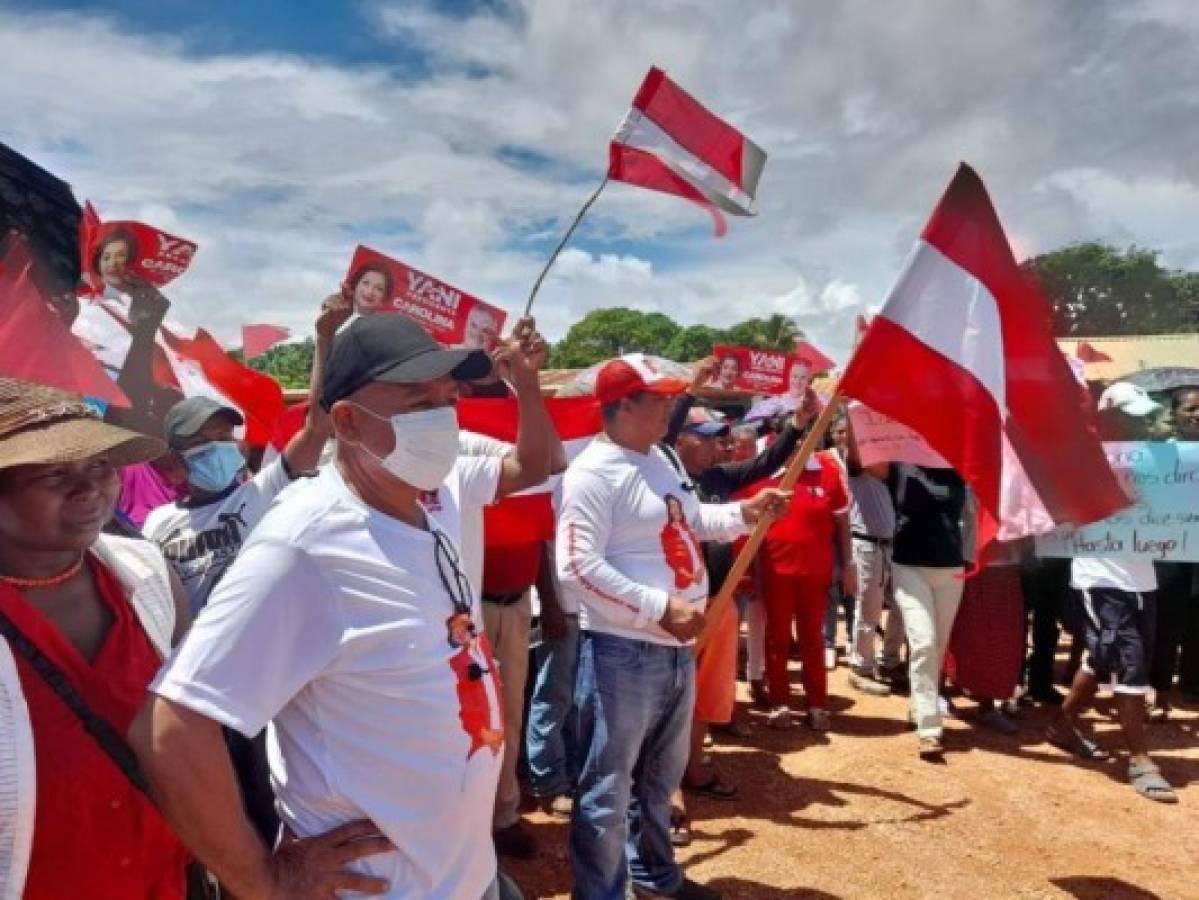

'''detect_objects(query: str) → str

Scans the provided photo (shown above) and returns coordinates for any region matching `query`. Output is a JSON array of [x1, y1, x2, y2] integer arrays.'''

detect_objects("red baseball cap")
[[594, 353, 689, 406]]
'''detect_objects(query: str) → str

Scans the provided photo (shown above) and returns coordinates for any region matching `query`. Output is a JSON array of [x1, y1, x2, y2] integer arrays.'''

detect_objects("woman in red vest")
[[0, 377, 192, 898]]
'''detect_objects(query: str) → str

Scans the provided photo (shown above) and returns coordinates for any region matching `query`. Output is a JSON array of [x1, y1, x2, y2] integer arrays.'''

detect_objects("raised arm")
[[495, 317, 554, 497], [711, 388, 820, 491], [282, 291, 352, 474]]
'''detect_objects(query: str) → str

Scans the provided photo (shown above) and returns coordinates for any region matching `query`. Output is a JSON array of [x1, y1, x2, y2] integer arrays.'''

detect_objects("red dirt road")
[[506, 664, 1198, 899]]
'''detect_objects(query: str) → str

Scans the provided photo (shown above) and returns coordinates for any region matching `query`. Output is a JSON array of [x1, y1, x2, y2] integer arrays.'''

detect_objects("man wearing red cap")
[[557, 354, 790, 900]]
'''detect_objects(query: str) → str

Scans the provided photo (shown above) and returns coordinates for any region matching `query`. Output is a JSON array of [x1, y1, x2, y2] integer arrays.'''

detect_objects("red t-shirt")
[[760, 452, 849, 580], [0, 558, 189, 899], [482, 542, 543, 595]]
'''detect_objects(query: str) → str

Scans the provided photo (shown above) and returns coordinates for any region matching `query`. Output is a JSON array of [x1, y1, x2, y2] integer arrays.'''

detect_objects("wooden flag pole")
[[523, 176, 610, 317], [695, 387, 844, 654]]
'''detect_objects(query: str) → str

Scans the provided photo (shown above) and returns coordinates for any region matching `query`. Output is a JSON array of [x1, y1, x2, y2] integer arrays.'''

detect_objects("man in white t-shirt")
[[557, 354, 791, 900], [130, 311, 555, 900], [1047, 385, 1177, 803], [144, 293, 349, 614]]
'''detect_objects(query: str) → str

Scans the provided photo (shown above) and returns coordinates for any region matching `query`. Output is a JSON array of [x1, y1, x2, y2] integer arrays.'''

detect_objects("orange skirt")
[[694, 601, 739, 724]]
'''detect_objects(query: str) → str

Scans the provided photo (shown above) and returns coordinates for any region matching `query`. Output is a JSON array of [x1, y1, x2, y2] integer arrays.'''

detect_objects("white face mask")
[[353, 404, 459, 491]]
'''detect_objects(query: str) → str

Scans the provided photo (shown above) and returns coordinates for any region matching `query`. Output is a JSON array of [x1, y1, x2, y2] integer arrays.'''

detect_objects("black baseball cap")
[[321, 314, 493, 411], [163, 397, 243, 449]]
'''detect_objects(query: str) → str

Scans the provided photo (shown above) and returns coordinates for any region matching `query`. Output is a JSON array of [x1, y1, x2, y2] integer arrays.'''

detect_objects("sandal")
[[682, 775, 739, 801], [918, 735, 943, 759], [1046, 722, 1110, 761], [669, 812, 692, 847], [1129, 763, 1178, 804]]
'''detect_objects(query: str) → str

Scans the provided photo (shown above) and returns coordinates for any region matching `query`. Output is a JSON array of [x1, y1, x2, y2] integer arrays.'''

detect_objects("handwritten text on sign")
[[1036, 442, 1199, 562], [847, 402, 951, 468]]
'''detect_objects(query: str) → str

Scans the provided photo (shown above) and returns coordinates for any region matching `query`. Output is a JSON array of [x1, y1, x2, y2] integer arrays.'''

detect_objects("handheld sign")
[[79, 201, 197, 296], [345, 245, 507, 350]]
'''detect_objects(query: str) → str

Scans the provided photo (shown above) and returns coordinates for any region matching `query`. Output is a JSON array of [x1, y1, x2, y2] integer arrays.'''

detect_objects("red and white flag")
[[840, 164, 1128, 548], [609, 66, 766, 236], [161, 328, 285, 447], [242, 324, 291, 361]]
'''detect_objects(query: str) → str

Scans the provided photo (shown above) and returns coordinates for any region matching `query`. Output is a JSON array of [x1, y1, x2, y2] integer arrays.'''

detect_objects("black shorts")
[[1068, 587, 1156, 695]]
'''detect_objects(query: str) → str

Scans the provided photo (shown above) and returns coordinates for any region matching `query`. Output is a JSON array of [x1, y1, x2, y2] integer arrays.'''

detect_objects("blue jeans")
[[570, 631, 694, 900], [526, 613, 580, 798]]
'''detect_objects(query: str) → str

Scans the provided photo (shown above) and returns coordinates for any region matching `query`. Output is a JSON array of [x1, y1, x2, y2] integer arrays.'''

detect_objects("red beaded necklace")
[[0, 555, 85, 590]]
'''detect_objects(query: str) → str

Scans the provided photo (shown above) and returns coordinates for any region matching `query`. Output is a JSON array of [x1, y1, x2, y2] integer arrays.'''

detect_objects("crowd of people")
[[0, 273, 1195, 900]]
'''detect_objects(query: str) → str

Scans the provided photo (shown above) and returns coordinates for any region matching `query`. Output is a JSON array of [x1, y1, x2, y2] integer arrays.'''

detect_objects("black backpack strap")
[[0, 608, 151, 797]]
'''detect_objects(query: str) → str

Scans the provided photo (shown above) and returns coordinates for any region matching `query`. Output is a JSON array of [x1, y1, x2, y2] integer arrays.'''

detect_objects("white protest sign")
[[1036, 442, 1199, 562], [848, 402, 950, 468]]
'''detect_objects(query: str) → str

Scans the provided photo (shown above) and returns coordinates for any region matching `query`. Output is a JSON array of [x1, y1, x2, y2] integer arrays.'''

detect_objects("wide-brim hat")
[[0, 378, 165, 471]]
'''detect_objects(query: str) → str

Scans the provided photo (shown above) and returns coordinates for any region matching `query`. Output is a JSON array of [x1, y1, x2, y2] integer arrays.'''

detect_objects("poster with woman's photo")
[[710, 344, 826, 397], [79, 201, 197, 297], [345, 245, 508, 350]]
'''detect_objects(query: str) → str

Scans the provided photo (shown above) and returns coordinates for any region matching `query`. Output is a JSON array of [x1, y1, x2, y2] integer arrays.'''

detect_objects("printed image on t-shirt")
[[158, 501, 248, 600], [659, 493, 705, 590], [446, 611, 505, 760]]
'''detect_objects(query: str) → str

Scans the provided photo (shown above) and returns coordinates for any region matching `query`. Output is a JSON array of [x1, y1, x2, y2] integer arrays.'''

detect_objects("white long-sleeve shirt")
[[556, 438, 748, 647]]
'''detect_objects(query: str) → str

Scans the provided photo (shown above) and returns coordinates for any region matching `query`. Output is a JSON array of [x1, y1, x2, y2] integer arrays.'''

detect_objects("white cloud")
[[1, 1, 1196, 363]]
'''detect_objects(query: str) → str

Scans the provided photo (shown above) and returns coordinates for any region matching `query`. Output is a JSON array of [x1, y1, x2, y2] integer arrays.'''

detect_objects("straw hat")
[[0, 377, 165, 471]]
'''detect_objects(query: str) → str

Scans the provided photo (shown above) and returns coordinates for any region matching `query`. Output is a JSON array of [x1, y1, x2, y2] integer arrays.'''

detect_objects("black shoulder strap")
[[0, 608, 151, 797]]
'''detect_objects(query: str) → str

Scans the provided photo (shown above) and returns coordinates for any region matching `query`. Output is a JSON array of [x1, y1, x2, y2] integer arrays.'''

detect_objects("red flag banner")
[[0, 234, 130, 405], [242, 324, 291, 360], [1075, 341, 1113, 364], [839, 164, 1128, 549], [609, 66, 767, 236], [79, 201, 197, 296], [160, 327, 285, 447], [345, 245, 508, 350]]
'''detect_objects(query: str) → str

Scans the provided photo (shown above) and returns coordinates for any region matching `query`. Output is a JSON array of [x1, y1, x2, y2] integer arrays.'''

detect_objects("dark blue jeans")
[[526, 614, 580, 798], [570, 631, 694, 900]]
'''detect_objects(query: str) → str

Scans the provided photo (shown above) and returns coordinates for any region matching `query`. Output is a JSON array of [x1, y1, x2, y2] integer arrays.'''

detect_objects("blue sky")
[[3, 1, 1198, 360]]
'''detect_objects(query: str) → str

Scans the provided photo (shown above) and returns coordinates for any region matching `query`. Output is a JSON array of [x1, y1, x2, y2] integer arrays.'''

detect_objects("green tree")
[[548, 307, 681, 368], [1021, 242, 1199, 336], [663, 324, 723, 362], [249, 339, 315, 389], [722, 313, 799, 350]]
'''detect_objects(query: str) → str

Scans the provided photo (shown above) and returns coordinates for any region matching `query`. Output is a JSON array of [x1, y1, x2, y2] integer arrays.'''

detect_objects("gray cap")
[[163, 396, 243, 449]]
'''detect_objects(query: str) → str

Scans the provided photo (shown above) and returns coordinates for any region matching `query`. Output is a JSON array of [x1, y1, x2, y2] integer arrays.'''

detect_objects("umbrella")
[[1119, 367, 1199, 394]]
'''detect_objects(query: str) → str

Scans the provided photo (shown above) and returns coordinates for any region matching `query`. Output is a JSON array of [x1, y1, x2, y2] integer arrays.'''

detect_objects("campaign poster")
[[79, 201, 197, 296], [345, 245, 507, 350]]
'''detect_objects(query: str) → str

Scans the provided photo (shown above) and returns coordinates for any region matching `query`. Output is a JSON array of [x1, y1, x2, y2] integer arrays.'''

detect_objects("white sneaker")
[[767, 705, 793, 729], [824, 647, 837, 670]]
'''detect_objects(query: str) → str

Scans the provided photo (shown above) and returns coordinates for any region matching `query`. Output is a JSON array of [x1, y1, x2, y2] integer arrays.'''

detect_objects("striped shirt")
[[849, 472, 896, 540]]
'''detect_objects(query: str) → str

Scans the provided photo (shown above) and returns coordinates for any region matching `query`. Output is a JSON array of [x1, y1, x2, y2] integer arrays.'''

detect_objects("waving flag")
[[794, 341, 837, 377], [0, 234, 129, 406], [242, 324, 291, 361], [79, 201, 197, 296], [840, 164, 1128, 548], [609, 67, 766, 236], [160, 328, 285, 446], [1075, 341, 1113, 364]]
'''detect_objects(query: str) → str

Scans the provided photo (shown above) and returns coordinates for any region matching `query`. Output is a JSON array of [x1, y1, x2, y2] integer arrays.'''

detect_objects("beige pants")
[[891, 564, 964, 739], [482, 593, 532, 830]]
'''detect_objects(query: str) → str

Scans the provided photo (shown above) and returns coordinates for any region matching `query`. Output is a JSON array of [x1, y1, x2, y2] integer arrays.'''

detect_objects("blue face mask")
[[183, 441, 245, 493]]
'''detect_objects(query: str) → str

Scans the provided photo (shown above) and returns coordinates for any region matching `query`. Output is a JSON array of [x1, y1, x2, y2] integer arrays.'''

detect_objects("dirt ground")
[[505, 655, 1199, 900]]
